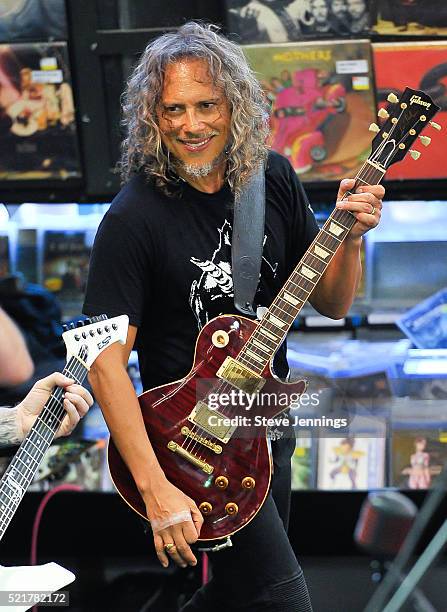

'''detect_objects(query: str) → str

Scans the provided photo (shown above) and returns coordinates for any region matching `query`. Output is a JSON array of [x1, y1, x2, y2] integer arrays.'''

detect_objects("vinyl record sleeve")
[[0, 41, 81, 181], [372, 0, 447, 36], [243, 40, 376, 182], [317, 435, 386, 490], [0, 0, 67, 43], [373, 41, 447, 180], [226, 0, 371, 44], [391, 425, 447, 489], [42, 230, 90, 318]]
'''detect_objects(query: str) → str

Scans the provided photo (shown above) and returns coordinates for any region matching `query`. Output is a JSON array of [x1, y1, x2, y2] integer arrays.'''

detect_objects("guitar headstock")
[[369, 87, 440, 171], [62, 314, 129, 369]]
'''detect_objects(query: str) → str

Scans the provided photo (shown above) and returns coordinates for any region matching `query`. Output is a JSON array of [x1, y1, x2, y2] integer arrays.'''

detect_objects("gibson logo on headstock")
[[97, 336, 111, 350], [410, 95, 431, 108]]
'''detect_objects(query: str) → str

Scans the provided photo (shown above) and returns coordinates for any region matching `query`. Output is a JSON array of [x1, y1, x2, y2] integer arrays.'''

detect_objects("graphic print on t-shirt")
[[189, 219, 278, 329]]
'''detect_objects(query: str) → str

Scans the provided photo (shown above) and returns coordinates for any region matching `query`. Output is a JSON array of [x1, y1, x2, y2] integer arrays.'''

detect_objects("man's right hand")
[[143, 477, 204, 568]]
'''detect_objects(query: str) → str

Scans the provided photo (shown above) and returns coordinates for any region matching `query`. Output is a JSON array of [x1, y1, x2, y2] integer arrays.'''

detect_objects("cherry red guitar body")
[[108, 314, 306, 541]]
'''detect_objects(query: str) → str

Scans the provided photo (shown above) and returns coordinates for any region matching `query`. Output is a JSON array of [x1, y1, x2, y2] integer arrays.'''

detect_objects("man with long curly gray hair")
[[84, 21, 384, 611]]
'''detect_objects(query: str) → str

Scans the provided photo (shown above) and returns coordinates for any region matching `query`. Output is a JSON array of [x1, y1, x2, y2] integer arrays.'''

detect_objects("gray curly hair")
[[119, 21, 270, 197]]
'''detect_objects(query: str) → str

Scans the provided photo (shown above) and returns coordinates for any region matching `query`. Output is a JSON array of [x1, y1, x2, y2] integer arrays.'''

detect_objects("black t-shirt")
[[83, 151, 319, 392]]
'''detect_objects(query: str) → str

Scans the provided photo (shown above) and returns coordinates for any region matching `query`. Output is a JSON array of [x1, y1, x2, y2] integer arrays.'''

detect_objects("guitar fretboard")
[[0, 356, 88, 541], [237, 162, 385, 375]]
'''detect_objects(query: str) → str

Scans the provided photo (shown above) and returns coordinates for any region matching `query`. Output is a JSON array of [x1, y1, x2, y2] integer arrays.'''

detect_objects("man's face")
[[157, 58, 231, 176], [331, 0, 346, 16], [347, 0, 365, 18], [312, 0, 329, 21]]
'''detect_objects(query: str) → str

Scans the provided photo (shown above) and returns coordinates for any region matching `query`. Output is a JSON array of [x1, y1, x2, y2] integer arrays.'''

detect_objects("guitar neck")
[[236, 162, 386, 375], [0, 357, 88, 542]]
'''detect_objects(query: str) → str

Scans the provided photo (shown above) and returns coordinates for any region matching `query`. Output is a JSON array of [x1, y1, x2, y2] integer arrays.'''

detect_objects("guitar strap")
[[232, 163, 266, 317]]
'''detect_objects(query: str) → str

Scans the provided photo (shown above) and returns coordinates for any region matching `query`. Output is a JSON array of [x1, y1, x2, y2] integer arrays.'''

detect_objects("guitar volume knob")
[[225, 502, 238, 516], [199, 502, 213, 515], [242, 477, 256, 489], [215, 476, 228, 489]]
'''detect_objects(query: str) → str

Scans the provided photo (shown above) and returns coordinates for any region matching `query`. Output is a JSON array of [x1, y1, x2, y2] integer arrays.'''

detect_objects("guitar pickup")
[[216, 356, 265, 395], [188, 401, 235, 444]]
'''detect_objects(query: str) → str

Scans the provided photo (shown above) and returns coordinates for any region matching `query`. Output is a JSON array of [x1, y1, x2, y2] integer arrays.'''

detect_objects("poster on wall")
[[0, 0, 67, 42], [318, 435, 386, 489], [225, 0, 371, 44], [291, 431, 317, 490], [372, 0, 447, 36], [42, 230, 91, 318], [391, 425, 447, 490], [0, 42, 81, 181], [243, 40, 376, 182], [373, 41, 447, 181]]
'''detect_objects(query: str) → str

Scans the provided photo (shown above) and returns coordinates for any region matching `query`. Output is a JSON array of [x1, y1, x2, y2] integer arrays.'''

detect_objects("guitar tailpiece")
[[198, 536, 233, 553]]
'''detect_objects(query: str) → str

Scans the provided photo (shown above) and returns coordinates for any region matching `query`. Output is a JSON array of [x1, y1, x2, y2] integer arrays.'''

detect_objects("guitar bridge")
[[181, 426, 223, 454], [167, 441, 214, 474]]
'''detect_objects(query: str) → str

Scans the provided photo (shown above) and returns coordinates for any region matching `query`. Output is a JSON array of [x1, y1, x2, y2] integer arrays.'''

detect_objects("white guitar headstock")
[[62, 314, 129, 369]]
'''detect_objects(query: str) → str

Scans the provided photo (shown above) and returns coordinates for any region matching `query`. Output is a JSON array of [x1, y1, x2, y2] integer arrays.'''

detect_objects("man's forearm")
[[0, 406, 21, 445], [0, 307, 34, 386], [89, 363, 166, 495], [309, 236, 362, 319]]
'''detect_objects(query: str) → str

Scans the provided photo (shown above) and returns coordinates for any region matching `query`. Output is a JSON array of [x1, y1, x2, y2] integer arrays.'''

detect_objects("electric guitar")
[[0, 314, 129, 542], [108, 88, 440, 541]]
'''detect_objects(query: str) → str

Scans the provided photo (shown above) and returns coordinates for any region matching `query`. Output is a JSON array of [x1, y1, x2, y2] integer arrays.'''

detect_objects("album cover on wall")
[[42, 230, 90, 318], [372, 0, 447, 36], [243, 40, 376, 181], [15, 228, 38, 284], [291, 430, 317, 490], [0, 42, 81, 181], [373, 42, 447, 180], [0, 0, 67, 42], [226, 0, 371, 44], [391, 424, 447, 490], [0, 234, 10, 276], [317, 435, 386, 490]]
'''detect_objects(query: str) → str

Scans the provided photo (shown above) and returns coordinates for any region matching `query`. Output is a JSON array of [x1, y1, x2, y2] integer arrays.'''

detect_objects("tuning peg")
[[419, 135, 431, 146], [387, 93, 399, 104], [378, 108, 389, 119], [429, 121, 441, 131], [409, 150, 421, 160], [369, 122, 380, 133]]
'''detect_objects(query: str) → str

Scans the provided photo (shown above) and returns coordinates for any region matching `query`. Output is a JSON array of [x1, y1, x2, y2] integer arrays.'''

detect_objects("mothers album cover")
[[243, 39, 375, 181]]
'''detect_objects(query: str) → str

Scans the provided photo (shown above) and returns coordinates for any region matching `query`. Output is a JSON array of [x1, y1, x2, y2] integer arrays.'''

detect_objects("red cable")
[[30, 484, 82, 612]]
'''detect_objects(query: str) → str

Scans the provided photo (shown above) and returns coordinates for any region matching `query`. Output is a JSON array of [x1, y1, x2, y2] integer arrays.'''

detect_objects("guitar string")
[[179, 158, 383, 459], [179, 105, 426, 460], [0, 354, 87, 533]]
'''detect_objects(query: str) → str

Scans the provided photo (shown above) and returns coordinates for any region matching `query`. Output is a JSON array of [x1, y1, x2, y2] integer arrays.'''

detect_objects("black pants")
[[180, 440, 313, 612]]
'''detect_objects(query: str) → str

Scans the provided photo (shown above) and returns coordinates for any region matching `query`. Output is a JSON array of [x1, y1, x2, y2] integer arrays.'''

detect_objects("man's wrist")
[[137, 468, 167, 497]]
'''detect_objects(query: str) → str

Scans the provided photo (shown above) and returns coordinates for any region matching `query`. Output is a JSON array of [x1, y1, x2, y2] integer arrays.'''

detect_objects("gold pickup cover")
[[216, 356, 265, 395], [188, 401, 235, 443]]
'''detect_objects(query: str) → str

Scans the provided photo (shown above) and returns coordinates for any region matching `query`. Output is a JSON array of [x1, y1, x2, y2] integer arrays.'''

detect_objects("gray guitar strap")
[[232, 163, 266, 316]]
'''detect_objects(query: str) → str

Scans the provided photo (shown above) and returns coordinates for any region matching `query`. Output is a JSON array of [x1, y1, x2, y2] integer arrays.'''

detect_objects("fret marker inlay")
[[252, 339, 270, 353], [314, 245, 330, 259], [259, 328, 279, 342], [301, 266, 317, 280], [283, 291, 300, 306], [268, 315, 286, 329], [329, 222, 344, 237]]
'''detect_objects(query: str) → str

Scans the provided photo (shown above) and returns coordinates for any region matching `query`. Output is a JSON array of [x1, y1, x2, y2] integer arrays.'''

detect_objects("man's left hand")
[[17, 372, 93, 439], [335, 178, 385, 240]]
